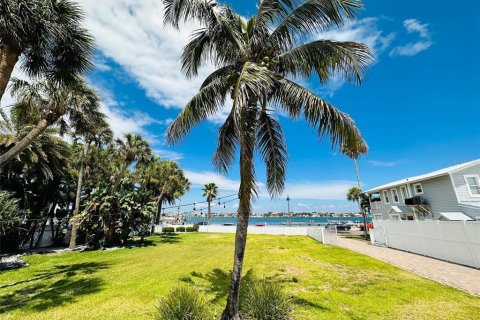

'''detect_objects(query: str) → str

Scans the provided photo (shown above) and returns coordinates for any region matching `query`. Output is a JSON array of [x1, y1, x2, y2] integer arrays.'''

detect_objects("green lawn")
[[1, 233, 479, 320]]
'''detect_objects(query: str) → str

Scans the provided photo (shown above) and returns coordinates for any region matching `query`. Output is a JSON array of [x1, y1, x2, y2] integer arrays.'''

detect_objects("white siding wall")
[[451, 164, 480, 204]]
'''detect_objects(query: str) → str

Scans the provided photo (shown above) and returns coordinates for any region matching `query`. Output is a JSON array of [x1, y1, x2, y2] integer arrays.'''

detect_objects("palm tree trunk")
[[69, 142, 90, 249], [354, 158, 361, 188], [222, 143, 253, 320], [0, 118, 50, 168], [0, 43, 20, 104], [207, 199, 211, 224]]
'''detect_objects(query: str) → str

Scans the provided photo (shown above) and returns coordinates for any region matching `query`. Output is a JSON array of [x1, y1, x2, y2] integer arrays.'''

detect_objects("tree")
[[137, 158, 190, 233], [69, 118, 113, 249], [163, 0, 372, 318], [0, 77, 105, 168], [346, 186, 369, 239], [202, 183, 218, 224], [0, 0, 93, 103], [341, 138, 368, 187]]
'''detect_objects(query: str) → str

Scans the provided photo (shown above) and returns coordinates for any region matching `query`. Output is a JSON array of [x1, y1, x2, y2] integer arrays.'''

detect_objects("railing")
[[371, 220, 480, 269]]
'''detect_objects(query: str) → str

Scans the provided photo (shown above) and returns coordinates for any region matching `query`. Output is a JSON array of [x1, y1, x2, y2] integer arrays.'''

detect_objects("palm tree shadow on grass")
[[181, 267, 330, 312], [0, 262, 109, 314]]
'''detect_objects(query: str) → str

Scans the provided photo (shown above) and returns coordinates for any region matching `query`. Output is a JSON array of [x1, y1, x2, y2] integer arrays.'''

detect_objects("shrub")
[[162, 227, 175, 233], [176, 226, 186, 232], [185, 227, 195, 232], [0, 191, 23, 253], [241, 280, 293, 320], [155, 284, 211, 320], [192, 223, 199, 232]]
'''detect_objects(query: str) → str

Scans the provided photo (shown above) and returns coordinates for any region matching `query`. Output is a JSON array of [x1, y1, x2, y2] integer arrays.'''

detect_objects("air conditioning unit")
[[405, 196, 426, 205]]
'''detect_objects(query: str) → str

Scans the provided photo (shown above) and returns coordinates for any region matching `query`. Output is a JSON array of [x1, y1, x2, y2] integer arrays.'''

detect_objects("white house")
[[367, 159, 480, 221]]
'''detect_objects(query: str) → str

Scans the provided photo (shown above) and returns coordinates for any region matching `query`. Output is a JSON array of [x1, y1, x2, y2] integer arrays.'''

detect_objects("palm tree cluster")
[[163, 0, 372, 318]]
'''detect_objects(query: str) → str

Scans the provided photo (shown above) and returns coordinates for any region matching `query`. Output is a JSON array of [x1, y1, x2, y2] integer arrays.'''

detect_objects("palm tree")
[[0, 77, 104, 168], [202, 183, 218, 224], [138, 158, 190, 233], [341, 138, 368, 187], [0, 0, 93, 103], [69, 119, 113, 249], [163, 1, 372, 318], [347, 186, 369, 239]]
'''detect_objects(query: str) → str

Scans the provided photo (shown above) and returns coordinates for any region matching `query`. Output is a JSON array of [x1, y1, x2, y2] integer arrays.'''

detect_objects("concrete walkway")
[[338, 237, 480, 296]]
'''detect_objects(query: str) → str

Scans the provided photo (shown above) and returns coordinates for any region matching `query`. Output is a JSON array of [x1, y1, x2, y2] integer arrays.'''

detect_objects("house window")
[[389, 214, 400, 221], [464, 175, 480, 196], [400, 186, 409, 200], [373, 214, 383, 220], [391, 189, 399, 203], [413, 183, 423, 194], [383, 190, 390, 204]]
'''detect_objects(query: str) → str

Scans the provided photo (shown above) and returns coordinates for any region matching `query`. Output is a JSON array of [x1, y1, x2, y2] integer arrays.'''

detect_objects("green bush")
[[155, 284, 211, 320], [241, 280, 293, 320], [185, 227, 195, 232], [176, 226, 186, 232], [192, 223, 199, 232], [162, 227, 175, 233]]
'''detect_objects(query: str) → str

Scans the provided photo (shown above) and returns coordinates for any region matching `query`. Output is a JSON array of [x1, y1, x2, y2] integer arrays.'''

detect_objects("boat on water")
[[223, 223, 235, 226]]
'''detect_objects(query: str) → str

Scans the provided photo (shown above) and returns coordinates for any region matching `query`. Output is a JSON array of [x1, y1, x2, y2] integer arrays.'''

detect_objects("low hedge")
[[176, 226, 186, 232], [185, 227, 195, 232], [162, 227, 175, 233]]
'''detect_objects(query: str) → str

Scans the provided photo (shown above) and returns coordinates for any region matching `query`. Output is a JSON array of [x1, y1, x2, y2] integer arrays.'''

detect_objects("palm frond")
[[166, 76, 230, 145], [212, 112, 238, 173], [256, 110, 287, 197], [266, 0, 362, 53], [273, 79, 364, 149], [276, 40, 373, 84], [163, 0, 217, 29], [251, 0, 293, 48]]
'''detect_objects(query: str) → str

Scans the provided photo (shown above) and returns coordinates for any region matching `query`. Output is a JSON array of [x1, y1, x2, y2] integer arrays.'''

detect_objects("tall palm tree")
[[341, 138, 368, 188], [202, 182, 218, 224], [163, 1, 372, 318], [0, 0, 93, 103], [347, 186, 369, 238], [69, 119, 113, 249], [0, 77, 104, 168]]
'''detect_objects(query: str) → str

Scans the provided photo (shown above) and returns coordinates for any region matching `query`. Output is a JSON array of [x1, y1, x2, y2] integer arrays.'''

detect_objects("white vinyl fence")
[[306, 227, 338, 246], [198, 225, 308, 235], [371, 220, 480, 268]]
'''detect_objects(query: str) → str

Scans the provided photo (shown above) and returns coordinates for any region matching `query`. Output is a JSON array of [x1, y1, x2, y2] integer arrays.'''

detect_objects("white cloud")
[[368, 160, 400, 167], [403, 19, 430, 38], [317, 18, 396, 96], [390, 18, 432, 57], [154, 149, 184, 161], [81, 0, 215, 111], [278, 180, 357, 200], [184, 170, 241, 192]]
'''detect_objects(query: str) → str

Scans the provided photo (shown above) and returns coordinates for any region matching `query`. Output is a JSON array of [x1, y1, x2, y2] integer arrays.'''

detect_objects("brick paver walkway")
[[338, 238, 480, 296]]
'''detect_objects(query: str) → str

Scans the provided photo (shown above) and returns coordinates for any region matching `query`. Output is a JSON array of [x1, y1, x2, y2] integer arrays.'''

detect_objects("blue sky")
[[78, 0, 479, 214]]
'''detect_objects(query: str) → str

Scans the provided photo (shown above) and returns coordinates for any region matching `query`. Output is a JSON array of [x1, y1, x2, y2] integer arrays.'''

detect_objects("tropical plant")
[[0, 77, 105, 168], [137, 158, 190, 233], [163, 0, 372, 317], [346, 186, 369, 239], [0, 0, 93, 102], [155, 284, 211, 320], [241, 280, 292, 320], [0, 191, 22, 253], [69, 118, 113, 249], [341, 138, 368, 187], [202, 182, 218, 224]]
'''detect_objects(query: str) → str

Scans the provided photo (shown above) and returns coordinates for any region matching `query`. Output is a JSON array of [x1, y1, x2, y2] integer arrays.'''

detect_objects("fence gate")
[[323, 225, 338, 246], [371, 219, 387, 246]]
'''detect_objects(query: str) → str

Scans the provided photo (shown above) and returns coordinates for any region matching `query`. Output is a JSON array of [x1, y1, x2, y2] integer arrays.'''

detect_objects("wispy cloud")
[[368, 160, 401, 167], [390, 19, 433, 57], [184, 170, 241, 192], [317, 17, 396, 96], [154, 149, 184, 161], [274, 180, 357, 200]]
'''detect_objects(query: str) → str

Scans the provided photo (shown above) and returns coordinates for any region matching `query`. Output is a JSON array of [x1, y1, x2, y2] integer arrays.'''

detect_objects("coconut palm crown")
[[163, 0, 373, 318]]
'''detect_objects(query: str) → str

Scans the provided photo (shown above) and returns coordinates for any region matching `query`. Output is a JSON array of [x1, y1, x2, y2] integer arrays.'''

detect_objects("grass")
[[0, 233, 479, 320]]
